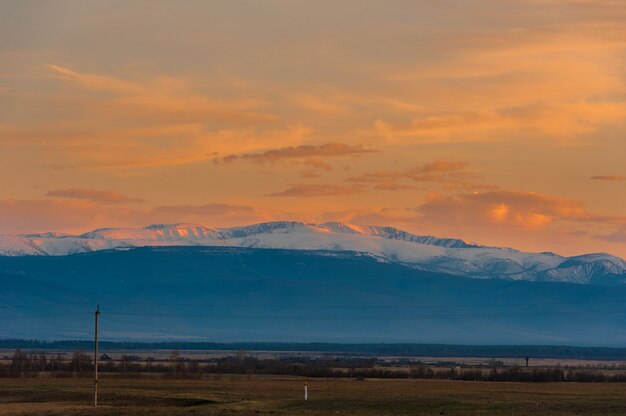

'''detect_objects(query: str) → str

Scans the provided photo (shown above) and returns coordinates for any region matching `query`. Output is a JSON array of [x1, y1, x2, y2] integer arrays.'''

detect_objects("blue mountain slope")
[[1, 246, 626, 345]]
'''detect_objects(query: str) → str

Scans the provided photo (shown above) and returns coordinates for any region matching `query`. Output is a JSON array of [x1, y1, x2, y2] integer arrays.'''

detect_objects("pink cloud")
[[217, 143, 377, 166], [591, 175, 626, 181], [46, 188, 144, 204], [269, 184, 365, 197]]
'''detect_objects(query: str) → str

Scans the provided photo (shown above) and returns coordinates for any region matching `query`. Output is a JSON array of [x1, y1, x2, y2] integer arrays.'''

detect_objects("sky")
[[0, 0, 625, 257]]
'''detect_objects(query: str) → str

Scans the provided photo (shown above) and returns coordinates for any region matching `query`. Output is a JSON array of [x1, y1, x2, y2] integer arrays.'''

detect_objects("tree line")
[[3, 349, 626, 383], [3, 339, 626, 359]]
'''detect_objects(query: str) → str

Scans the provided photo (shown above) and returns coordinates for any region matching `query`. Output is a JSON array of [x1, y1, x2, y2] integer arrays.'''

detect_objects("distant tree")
[[36, 353, 48, 372], [146, 357, 154, 374], [70, 352, 92, 373], [10, 349, 28, 377], [121, 355, 130, 373], [168, 350, 187, 378]]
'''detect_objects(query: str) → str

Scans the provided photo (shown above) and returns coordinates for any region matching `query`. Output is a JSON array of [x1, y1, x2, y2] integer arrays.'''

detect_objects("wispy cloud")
[[153, 203, 258, 216], [380, 26, 626, 145], [0, 198, 147, 234], [318, 207, 419, 226], [0, 199, 272, 234], [373, 103, 626, 144], [591, 175, 626, 181], [217, 143, 377, 167], [416, 190, 625, 230], [47, 64, 144, 95], [269, 184, 364, 197], [292, 93, 350, 114], [599, 227, 626, 243], [46, 65, 275, 124], [348, 161, 493, 191], [0, 65, 285, 170], [46, 188, 144, 204]]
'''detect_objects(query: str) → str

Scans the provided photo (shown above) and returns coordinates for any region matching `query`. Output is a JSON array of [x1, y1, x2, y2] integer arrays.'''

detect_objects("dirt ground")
[[2, 375, 626, 415]]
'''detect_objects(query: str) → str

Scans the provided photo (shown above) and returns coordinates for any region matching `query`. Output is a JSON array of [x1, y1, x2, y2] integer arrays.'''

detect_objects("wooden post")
[[304, 383, 308, 401], [94, 305, 100, 407]]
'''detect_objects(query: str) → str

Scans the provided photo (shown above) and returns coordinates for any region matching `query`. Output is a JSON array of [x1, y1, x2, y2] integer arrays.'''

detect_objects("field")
[[2, 376, 626, 415]]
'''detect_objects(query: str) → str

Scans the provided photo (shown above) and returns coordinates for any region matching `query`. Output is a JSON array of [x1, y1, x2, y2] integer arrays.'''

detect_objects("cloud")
[[522, 0, 626, 14], [406, 190, 626, 255], [153, 203, 258, 217], [46, 65, 275, 125], [0, 65, 287, 170], [416, 190, 624, 230], [151, 202, 272, 225], [269, 184, 364, 197], [350, 160, 468, 180], [599, 228, 626, 243], [217, 143, 376, 167], [300, 169, 322, 179], [0, 199, 147, 234], [318, 207, 419, 226], [292, 93, 349, 114], [0, 199, 273, 234], [372, 112, 509, 143], [591, 175, 626, 181], [4, 122, 316, 170], [347, 160, 493, 191], [47, 64, 144, 95], [372, 102, 626, 144], [46, 188, 144, 204], [381, 26, 626, 145]]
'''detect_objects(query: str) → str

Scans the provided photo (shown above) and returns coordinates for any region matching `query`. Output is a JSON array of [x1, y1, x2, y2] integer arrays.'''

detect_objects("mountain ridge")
[[1, 221, 625, 285], [2, 245, 626, 343]]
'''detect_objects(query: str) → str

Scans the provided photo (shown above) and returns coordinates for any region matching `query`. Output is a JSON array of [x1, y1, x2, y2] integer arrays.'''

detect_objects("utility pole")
[[94, 305, 100, 407]]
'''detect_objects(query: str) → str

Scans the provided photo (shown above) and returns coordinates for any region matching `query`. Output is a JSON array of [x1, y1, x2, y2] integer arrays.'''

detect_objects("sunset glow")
[[1, 0, 625, 257]]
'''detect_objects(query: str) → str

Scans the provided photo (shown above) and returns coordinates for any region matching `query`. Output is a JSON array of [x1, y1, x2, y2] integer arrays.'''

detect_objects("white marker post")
[[304, 383, 308, 401]]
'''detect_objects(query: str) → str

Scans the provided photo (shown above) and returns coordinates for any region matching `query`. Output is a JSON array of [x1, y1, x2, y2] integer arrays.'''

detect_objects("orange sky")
[[1, 0, 625, 257]]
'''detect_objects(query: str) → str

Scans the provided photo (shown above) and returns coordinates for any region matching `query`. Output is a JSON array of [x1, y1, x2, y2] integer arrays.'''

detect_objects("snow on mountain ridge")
[[80, 223, 220, 241], [217, 221, 478, 249], [218, 221, 308, 239], [17, 232, 71, 238], [364, 225, 478, 248]]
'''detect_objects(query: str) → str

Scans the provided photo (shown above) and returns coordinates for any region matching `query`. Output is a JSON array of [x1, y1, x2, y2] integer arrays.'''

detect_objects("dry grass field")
[[2, 375, 626, 415]]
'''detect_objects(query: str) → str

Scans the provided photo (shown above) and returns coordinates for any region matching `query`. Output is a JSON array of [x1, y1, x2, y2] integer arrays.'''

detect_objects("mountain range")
[[2, 245, 626, 344], [2, 222, 626, 343], [1, 221, 625, 285]]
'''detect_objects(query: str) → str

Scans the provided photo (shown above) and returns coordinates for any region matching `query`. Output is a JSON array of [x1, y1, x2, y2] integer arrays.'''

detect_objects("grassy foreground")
[[2, 376, 626, 415]]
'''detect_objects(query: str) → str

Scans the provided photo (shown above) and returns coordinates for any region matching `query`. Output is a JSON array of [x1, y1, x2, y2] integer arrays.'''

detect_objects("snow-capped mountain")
[[1, 221, 625, 285]]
